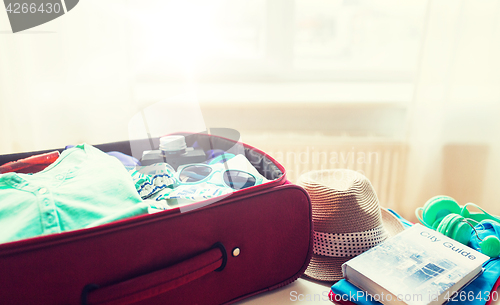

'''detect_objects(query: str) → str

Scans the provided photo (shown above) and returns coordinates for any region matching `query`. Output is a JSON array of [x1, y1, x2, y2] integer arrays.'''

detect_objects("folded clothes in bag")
[[0, 139, 277, 245], [0, 144, 149, 244]]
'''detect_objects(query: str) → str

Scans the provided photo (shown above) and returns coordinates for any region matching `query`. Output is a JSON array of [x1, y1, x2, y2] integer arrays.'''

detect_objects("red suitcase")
[[0, 133, 313, 305]]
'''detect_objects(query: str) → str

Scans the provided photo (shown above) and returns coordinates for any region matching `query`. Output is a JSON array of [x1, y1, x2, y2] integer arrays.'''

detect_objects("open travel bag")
[[0, 133, 313, 305]]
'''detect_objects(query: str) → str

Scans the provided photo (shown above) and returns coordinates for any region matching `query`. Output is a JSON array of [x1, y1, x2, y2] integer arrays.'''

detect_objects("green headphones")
[[416, 195, 500, 258]]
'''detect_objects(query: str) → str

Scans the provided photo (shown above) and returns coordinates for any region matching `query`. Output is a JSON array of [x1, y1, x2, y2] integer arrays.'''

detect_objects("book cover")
[[342, 224, 490, 305]]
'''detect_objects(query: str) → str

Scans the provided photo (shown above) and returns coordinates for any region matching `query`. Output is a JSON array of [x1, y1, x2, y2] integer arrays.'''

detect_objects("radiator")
[[244, 134, 408, 211]]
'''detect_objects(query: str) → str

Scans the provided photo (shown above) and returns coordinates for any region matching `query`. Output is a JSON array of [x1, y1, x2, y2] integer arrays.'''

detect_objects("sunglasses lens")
[[223, 170, 256, 190], [179, 165, 212, 183]]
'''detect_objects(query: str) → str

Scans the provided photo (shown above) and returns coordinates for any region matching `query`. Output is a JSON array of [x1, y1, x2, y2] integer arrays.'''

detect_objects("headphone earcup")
[[422, 196, 461, 228], [436, 214, 460, 236], [480, 236, 500, 258], [436, 214, 472, 245], [451, 219, 472, 245]]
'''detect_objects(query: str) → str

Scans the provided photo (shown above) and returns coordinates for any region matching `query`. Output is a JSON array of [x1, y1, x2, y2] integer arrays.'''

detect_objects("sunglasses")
[[175, 163, 259, 190]]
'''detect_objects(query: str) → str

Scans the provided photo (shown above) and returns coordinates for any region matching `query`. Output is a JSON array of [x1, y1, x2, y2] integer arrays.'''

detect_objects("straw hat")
[[298, 169, 405, 282]]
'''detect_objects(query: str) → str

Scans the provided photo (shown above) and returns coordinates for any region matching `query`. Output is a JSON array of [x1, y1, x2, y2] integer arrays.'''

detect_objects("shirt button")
[[39, 188, 48, 195], [12, 176, 23, 184], [43, 198, 50, 206], [46, 213, 55, 223]]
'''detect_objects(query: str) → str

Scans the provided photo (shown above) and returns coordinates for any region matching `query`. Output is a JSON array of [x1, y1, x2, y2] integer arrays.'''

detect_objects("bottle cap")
[[160, 135, 187, 153]]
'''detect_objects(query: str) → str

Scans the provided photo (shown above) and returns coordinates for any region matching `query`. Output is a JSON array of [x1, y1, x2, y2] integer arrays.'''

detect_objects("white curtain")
[[404, 0, 500, 219], [0, 0, 138, 153]]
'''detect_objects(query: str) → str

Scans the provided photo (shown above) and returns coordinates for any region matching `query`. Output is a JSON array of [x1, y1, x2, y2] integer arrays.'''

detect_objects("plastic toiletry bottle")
[[141, 135, 206, 170]]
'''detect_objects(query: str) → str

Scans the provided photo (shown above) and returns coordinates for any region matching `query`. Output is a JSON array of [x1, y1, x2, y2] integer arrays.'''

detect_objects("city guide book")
[[342, 224, 489, 305]]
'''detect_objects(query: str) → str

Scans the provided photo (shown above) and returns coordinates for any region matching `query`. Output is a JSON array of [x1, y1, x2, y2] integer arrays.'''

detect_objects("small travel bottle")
[[141, 135, 206, 170]]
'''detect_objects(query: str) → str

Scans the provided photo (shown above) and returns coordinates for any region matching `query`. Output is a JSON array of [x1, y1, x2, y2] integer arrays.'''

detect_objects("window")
[[294, 0, 427, 82], [128, 0, 427, 141], [130, 0, 428, 83]]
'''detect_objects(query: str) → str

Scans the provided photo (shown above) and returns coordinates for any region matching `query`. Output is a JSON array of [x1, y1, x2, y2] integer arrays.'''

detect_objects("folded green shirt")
[[0, 144, 149, 244]]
